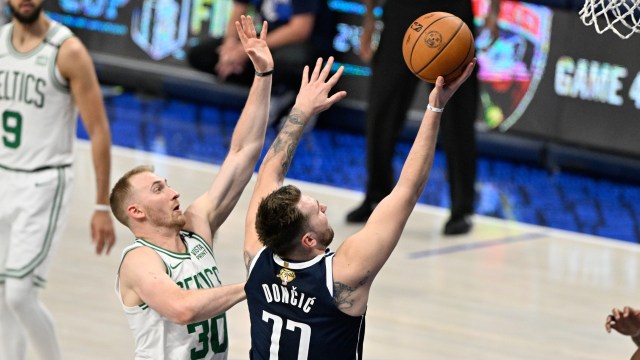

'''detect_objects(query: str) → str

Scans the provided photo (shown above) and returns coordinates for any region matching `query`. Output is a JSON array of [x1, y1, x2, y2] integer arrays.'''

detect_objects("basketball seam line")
[[415, 18, 464, 79], [409, 15, 456, 74]]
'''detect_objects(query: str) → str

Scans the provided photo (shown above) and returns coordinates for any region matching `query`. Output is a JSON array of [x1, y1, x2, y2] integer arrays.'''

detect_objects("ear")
[[301, 233, 317, 249], [127, 204, 145, 221]]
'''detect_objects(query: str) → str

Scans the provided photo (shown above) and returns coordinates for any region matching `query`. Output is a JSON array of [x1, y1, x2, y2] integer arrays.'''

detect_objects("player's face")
[[9, 0, 45, 24], [299, 195, 334, 248], [129, 172, 186, 229]]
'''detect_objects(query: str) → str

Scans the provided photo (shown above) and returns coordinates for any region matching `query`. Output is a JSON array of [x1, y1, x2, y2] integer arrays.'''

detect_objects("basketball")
[[402, 12, 475, 83]]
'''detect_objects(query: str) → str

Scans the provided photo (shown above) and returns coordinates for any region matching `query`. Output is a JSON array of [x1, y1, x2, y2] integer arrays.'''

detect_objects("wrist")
[[427, 104, 444, 112], [95, 204, 111, 212], [255, 69, 274, 77]]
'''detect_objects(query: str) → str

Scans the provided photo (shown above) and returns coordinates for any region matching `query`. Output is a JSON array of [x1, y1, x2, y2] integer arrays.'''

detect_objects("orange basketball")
[[402, 12, 475, 83]]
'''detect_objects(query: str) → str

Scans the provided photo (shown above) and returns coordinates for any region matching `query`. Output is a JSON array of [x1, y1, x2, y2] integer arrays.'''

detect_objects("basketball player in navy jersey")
[[243, 57, 476, 358]]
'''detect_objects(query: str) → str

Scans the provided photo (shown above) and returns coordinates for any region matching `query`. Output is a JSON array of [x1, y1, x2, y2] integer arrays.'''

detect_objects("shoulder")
[[119, 245, 170, 289], [58, 35, 89, 59], [56, 35, 94, 79], [121, 245, 165, 273]]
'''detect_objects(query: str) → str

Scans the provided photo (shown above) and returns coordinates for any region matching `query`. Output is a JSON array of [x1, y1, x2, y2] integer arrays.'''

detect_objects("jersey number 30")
[[262, 310, 311, 360], [187, 313, 227, 359]]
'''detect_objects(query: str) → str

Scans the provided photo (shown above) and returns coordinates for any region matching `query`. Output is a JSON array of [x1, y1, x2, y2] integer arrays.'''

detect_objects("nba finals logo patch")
[[472, 0, 552, 130], [277, 268, 296, 286]]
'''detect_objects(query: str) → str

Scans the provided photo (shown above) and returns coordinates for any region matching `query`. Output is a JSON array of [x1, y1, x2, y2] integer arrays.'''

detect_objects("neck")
[[134, 227, 184, 252], [281, 247, 324, 262], [12, 14, 49, 39]]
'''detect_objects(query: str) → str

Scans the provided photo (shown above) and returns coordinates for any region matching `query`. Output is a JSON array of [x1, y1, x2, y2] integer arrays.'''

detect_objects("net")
[[579, 0, 640, 39]]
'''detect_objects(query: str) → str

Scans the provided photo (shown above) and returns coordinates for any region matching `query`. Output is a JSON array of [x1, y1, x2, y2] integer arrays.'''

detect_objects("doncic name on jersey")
[[261, 267, 316, 313]]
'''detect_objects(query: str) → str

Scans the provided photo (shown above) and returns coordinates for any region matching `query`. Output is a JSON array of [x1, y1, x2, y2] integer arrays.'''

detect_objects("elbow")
[[172, 310, 196, 326], [231, 144, 262, 162], [167, 305, 197, 325], [295, 27, 313, 43]]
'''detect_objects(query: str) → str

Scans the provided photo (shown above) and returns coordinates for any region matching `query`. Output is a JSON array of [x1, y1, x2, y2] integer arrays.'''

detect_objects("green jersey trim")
[[180, 230, 214, 258], [6, 24, 47, 59], [134, 238, 191, 260]]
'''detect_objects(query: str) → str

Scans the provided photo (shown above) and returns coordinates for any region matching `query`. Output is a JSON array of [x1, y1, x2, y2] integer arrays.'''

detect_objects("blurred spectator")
[[188, 0, 335, 126]]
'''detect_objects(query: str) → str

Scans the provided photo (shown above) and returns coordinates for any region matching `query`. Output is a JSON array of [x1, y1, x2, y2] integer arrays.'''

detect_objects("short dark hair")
[[109, 165, 154, 226], [255, 185, 308, 256]]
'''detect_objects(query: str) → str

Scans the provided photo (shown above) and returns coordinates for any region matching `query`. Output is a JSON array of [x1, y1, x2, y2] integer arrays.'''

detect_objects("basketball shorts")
[[0, 166, 74, 287]]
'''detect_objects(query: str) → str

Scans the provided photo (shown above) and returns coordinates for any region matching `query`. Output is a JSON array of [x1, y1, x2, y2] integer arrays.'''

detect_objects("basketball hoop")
[[579, 0, 640, 39]]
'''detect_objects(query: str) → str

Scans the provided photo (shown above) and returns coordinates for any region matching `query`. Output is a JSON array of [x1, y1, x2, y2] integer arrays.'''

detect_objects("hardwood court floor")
[[32, 142, 640, 359]]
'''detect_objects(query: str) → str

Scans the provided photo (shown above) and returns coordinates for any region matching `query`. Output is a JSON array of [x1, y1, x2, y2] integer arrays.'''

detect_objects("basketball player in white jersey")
[[0, 0, 115, 358], [110, 16, 276, 359]]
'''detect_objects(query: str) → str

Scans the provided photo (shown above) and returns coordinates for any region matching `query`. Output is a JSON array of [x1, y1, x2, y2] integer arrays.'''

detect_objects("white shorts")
[[0, 166, 74, 287]]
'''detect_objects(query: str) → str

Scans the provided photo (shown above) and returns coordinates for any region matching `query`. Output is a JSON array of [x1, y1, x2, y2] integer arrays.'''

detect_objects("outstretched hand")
[[428, 58, 477, 109], [235, 15, 273, 74], [292, 56, 347, 119], [606, 306, 640, 337]]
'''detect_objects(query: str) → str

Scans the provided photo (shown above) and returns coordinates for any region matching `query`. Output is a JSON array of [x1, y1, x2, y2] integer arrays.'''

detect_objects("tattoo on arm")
[[264, 109, 305, 174], [333, 274, 371, 310], [285, 110, 305, 126], [333, 282, 356, 309]]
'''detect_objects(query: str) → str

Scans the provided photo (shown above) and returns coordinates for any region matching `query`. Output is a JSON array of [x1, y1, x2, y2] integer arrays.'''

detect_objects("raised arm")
[[332, 60, 477, 315], [186, 16, 273, 244], [243, 57, 346, 271], [58, 36, 116, 255]]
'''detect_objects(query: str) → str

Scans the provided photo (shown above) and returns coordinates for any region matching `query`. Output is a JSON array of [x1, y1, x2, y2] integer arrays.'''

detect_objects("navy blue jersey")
[[246, 248, 365, 360]]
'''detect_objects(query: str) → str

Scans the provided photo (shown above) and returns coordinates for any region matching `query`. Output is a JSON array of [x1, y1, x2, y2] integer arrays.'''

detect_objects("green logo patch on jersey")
[[36, 55, 48, 66]]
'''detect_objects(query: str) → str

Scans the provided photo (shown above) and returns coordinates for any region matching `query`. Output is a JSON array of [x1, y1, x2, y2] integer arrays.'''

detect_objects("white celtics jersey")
[[116, 231, 230, 360], [0, 21, 78, 171]]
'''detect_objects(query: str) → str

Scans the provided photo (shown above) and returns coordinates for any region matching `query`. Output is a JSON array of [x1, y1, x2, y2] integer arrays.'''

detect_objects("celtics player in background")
[[110, 16, 273, 359], [0, 0, 115, 358], [242, 60, 475, 358]]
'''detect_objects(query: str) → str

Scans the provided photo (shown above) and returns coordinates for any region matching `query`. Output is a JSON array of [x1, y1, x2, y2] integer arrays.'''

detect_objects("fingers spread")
[[300, 65, 310, 87], [327, 65, 344, 86], [235, 20, 247, 44], [310, 58, 323, 81], [245, 16, 257, 38], [327, 90, 348, 106], [319, 56, 334, 82]]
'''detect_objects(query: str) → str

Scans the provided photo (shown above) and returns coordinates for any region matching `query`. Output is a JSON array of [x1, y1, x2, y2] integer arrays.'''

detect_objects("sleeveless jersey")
[[0, 21, 78, 171], [115, 231, 229, 360], [246, 248, 365, 360]]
